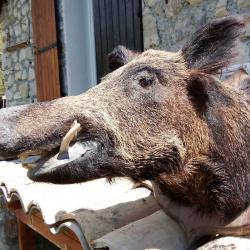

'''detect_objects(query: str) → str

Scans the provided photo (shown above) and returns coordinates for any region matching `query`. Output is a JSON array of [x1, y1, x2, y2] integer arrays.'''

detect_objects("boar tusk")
[[59, 120, 81, 154]]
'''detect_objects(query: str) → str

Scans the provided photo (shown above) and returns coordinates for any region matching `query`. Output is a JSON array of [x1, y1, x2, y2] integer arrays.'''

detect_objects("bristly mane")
[[182, 16, 246, 74]]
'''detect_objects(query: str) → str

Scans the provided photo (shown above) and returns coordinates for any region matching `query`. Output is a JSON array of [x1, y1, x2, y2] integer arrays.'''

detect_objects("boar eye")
[[138, 78, 153, 88]]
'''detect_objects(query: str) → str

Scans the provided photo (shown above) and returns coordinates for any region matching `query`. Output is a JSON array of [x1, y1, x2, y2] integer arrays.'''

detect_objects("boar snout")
[[0, 99, 82, 160]]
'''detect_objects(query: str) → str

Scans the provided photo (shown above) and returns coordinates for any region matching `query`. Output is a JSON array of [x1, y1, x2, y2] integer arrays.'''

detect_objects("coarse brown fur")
[[0, 16, 250, 248]]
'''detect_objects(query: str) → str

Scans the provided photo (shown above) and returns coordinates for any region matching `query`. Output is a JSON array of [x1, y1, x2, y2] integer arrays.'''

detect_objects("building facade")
[[1, 0, 35, 107]]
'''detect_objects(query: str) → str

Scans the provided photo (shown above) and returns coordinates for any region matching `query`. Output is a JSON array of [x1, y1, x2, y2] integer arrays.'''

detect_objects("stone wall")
[[1, 0, 36, 107], [142, 0, 250, 65], [0, 195, 18, 250]]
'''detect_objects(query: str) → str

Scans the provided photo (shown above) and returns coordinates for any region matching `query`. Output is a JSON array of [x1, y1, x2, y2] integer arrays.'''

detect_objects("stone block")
[[237, 0, 250, 9], [245, 21, 250, 38], [21, 33, 28, 41], [5, 89, 13, 100], [21, 70, 27, 80], [24, 59, 30, 68], [14, 71, 21, 81], [12, 51, 18, 63], [14, 92, 21, 100], [19, 49, 25, 61], [143, 14, 160, 48], [9, 27, 14, 37], [12, 84, 17, 92], [14, 63, 21, 71], [216, 0, 227, 9], [21, 3, 29, 16], [7, 75, 14, 86], [236, 41, 249, 64], [187, 0, 202, 5], [17, 1, 21, 9], [144, 0, 157, 7], [215, 0, 229, 17], [21, 23, 28, 32], [154, 2, 165, 16], [29, 81, 36, 98], [1, 54, 9, 70], [19, 47, 33, 61], [143, 7, 151, 15], [14, 24, 21, 37], [215, 8, 229, 17], [13, 8, 17, 17], [19, 82, 29, 99], [28, 68, 35, 80], [165, 0, 185, 17]]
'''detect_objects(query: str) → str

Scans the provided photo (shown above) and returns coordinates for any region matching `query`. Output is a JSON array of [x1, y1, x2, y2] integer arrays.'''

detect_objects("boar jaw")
[[27, 139, 104, 183]]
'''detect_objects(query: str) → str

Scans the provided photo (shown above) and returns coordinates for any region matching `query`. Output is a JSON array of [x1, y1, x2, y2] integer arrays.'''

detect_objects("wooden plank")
[[18, 219, 35, 250], [31, 0, 61, 102], [32, 211, 80, 242], [35, 48, 61, 101], [9, 202, 83, 250]]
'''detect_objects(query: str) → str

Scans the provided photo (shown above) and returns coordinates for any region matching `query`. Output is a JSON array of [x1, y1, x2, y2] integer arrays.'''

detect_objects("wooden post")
[[18, 219, 35, 250], [8, 201, 83, 250], [31, 0, 61, 101]]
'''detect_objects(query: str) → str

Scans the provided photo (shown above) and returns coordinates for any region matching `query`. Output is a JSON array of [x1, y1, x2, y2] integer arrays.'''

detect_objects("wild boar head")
[[0, 17, 250, 225]]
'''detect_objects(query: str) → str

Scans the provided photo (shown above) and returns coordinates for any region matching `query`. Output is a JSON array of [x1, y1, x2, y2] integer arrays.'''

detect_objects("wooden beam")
[[18, 219, 35, 250], [8, 201, 83, 250]]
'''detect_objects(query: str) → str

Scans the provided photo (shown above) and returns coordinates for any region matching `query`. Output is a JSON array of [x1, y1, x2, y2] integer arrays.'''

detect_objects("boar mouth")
[[27, 138, 103, 182], [5, 119, 114, 183]]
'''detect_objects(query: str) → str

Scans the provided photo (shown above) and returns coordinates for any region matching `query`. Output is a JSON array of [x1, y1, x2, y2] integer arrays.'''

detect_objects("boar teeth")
[[19, 154, 43, 169], [59, 120, 81, 155]]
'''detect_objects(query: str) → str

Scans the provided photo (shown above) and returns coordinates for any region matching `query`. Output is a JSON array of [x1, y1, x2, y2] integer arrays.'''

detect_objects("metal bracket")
[[5, 40, 29, 52], [34, 42, 58, 55]]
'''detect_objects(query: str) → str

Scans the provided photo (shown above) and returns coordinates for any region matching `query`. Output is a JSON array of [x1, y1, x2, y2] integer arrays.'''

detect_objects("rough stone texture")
[[165, 0, 187, 17], [1, 0, 36, 107], [187, 0, 203, 5], [215, 0, 229, 17], [143, 14, 160, 48], [237, 0, 250, 9], [142, 0, 250, 66], [0, 195, 18, 250]]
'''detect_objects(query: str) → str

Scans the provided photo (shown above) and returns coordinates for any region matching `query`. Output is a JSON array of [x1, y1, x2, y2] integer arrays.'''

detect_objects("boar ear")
[[187, 72, 210, 115], [108, 45, 140, 71], [182, 16, 246, 74]]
